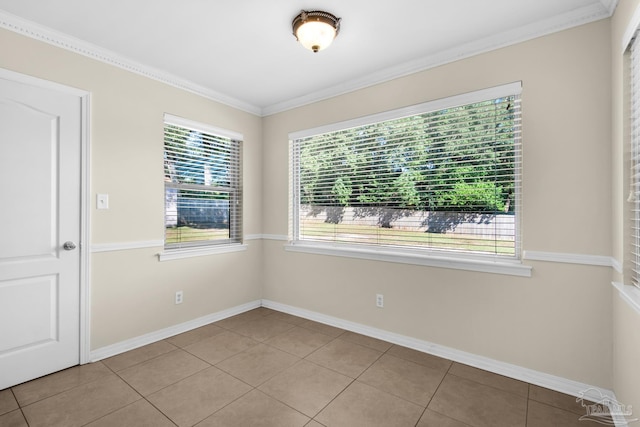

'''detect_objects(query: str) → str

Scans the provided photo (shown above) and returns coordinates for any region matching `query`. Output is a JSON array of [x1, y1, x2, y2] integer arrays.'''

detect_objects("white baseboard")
[[89, 300, 261, 362], [261, 299, 629, 427]]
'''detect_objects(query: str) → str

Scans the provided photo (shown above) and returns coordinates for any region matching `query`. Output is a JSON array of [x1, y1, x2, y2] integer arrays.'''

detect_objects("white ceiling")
[[0, 0, 617, 116]]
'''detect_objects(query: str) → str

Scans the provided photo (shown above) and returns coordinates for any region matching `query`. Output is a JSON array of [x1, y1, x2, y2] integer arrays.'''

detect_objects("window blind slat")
[[291, 86, 521, 258], [631, 33, 640, 286], [164, 120, 242, 249]]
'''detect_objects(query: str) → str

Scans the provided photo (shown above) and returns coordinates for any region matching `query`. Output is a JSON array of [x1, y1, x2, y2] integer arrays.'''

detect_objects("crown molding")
[[0, 10, 262, 116], [0, 4, 613, 118], [262, 2, 612, 116], [600, 0, 619, 16]]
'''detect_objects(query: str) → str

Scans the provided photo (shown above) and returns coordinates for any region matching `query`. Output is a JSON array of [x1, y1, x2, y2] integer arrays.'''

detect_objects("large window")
[[164, 114, 242, 250], [290, 83, 522, 261], [631, 34, 640, 287]]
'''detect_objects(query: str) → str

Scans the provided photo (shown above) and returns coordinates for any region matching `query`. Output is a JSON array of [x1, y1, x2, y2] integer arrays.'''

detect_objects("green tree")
[[296, 96, 518, 227]]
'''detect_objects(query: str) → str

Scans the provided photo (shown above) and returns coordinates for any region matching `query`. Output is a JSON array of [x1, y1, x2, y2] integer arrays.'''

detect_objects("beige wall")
[[0, 10, 630, 394], [263, 20, 614, 388], [611, 0, 640, 416], [0, 28, 264, 349]]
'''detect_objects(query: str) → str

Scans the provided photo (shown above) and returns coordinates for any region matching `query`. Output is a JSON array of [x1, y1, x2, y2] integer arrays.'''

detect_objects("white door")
[[0, 72, 83, 389]]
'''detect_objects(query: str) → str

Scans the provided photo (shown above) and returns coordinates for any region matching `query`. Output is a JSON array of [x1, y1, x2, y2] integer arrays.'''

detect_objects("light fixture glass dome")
[[292, 10, 341, 53]]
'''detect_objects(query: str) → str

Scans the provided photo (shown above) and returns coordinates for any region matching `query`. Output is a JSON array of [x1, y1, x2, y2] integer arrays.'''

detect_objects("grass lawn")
[[166, 222, 515, 256], [300, 220, 515, 256], [165, 226, 229, 244]]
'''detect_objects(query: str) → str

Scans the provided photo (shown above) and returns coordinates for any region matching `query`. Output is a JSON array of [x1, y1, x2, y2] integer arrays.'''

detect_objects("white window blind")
[[164, 114, 242, 249], [290, 83, 522, 259], [631, 34, 640, 287]]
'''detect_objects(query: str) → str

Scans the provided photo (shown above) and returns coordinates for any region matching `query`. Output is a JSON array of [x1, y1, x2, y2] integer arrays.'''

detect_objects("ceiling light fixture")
[[292, 10, 341, 53]]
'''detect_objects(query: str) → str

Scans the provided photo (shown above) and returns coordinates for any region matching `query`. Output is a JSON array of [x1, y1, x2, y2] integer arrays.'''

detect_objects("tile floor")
[[0, 308, 610, 427]]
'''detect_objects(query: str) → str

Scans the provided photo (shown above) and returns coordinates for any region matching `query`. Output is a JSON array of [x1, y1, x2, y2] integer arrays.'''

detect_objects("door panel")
[[0, 74, 82, 389], [0, 100, 58, 259], [0, 275, 58, 353]]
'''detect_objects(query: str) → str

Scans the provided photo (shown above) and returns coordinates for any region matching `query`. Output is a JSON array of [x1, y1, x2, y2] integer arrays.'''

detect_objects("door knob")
[[63, 241, 77, 251]]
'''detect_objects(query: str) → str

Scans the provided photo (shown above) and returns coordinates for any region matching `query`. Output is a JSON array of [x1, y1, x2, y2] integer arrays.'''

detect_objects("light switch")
[[97, 194, 109, 209]]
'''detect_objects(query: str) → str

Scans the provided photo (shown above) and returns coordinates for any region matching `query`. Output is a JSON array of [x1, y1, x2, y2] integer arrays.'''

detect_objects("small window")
[[290, 83, 522, 260], [164, 114, 242, 250]]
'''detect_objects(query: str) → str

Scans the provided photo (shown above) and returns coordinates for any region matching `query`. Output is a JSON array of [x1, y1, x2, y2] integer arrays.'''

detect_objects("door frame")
[[0, 67, 91, 364]]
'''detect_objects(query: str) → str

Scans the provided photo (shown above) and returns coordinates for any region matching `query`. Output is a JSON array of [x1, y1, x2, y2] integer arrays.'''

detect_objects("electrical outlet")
[[175, 291, 183, 305], [376, 294, 384, 308]]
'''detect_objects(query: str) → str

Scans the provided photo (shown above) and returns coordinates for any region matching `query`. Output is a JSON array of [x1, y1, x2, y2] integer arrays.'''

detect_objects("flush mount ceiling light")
[[292, 10, 341, 53]]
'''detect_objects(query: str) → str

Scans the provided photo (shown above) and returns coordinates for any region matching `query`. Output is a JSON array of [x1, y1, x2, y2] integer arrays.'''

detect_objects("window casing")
[[289, 83, 522, 262], [164, 114, 242, 250], [631, 35, 640, 287]]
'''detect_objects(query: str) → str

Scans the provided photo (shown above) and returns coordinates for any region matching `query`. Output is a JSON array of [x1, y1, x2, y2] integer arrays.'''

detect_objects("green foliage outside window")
[[298, 98, 518, 221]]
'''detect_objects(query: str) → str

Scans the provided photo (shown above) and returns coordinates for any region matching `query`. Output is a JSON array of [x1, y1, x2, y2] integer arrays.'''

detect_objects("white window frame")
[[159, 114, 245, 261], [614, 12, 640, 316], [287, 82, 531, 277], [630, 32, 640, 289]]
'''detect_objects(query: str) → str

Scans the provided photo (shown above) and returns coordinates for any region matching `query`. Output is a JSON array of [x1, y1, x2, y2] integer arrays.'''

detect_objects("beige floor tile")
[[102, 340, 177, 372], [215, 308, 272, 330], [216, 343, 300, 386], [527, 399, 605, 426], [259, 360, 353, 417], [448, 363, 528, 397], [529, 384, 589, 415], [117, 349, 210, 396], [264, 311, 309, 325], [231, 316, 297, 342], [358, 354, 446, 406], [315, 381, 423, 427], [339, 331, 393, 352], [0, 389, 18, 415], [196, 389, 309, 427], [428, 374, 526, 427], [252, 307, 278, 316], [12, 362, 112, 406], [299, 320, 345, 338], [22, 374, 140, 427], [386, 345, 452, 372], [0, 409, 28, 427], [306, 339, 382, 378], [85, 399, 175, 427], [265, 326, 334, 357], [417, 409, 472, 427], [183, 330, 259, 364], [148, 366, 251, 427], [165, 323, 225, 347], [5, 310, 600, 427]]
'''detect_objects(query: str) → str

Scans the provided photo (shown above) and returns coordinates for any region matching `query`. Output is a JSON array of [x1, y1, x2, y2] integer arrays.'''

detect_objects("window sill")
[[158, 243, 247, 261], [284, 242, 532, 277], [612, 282, 640, 315]]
